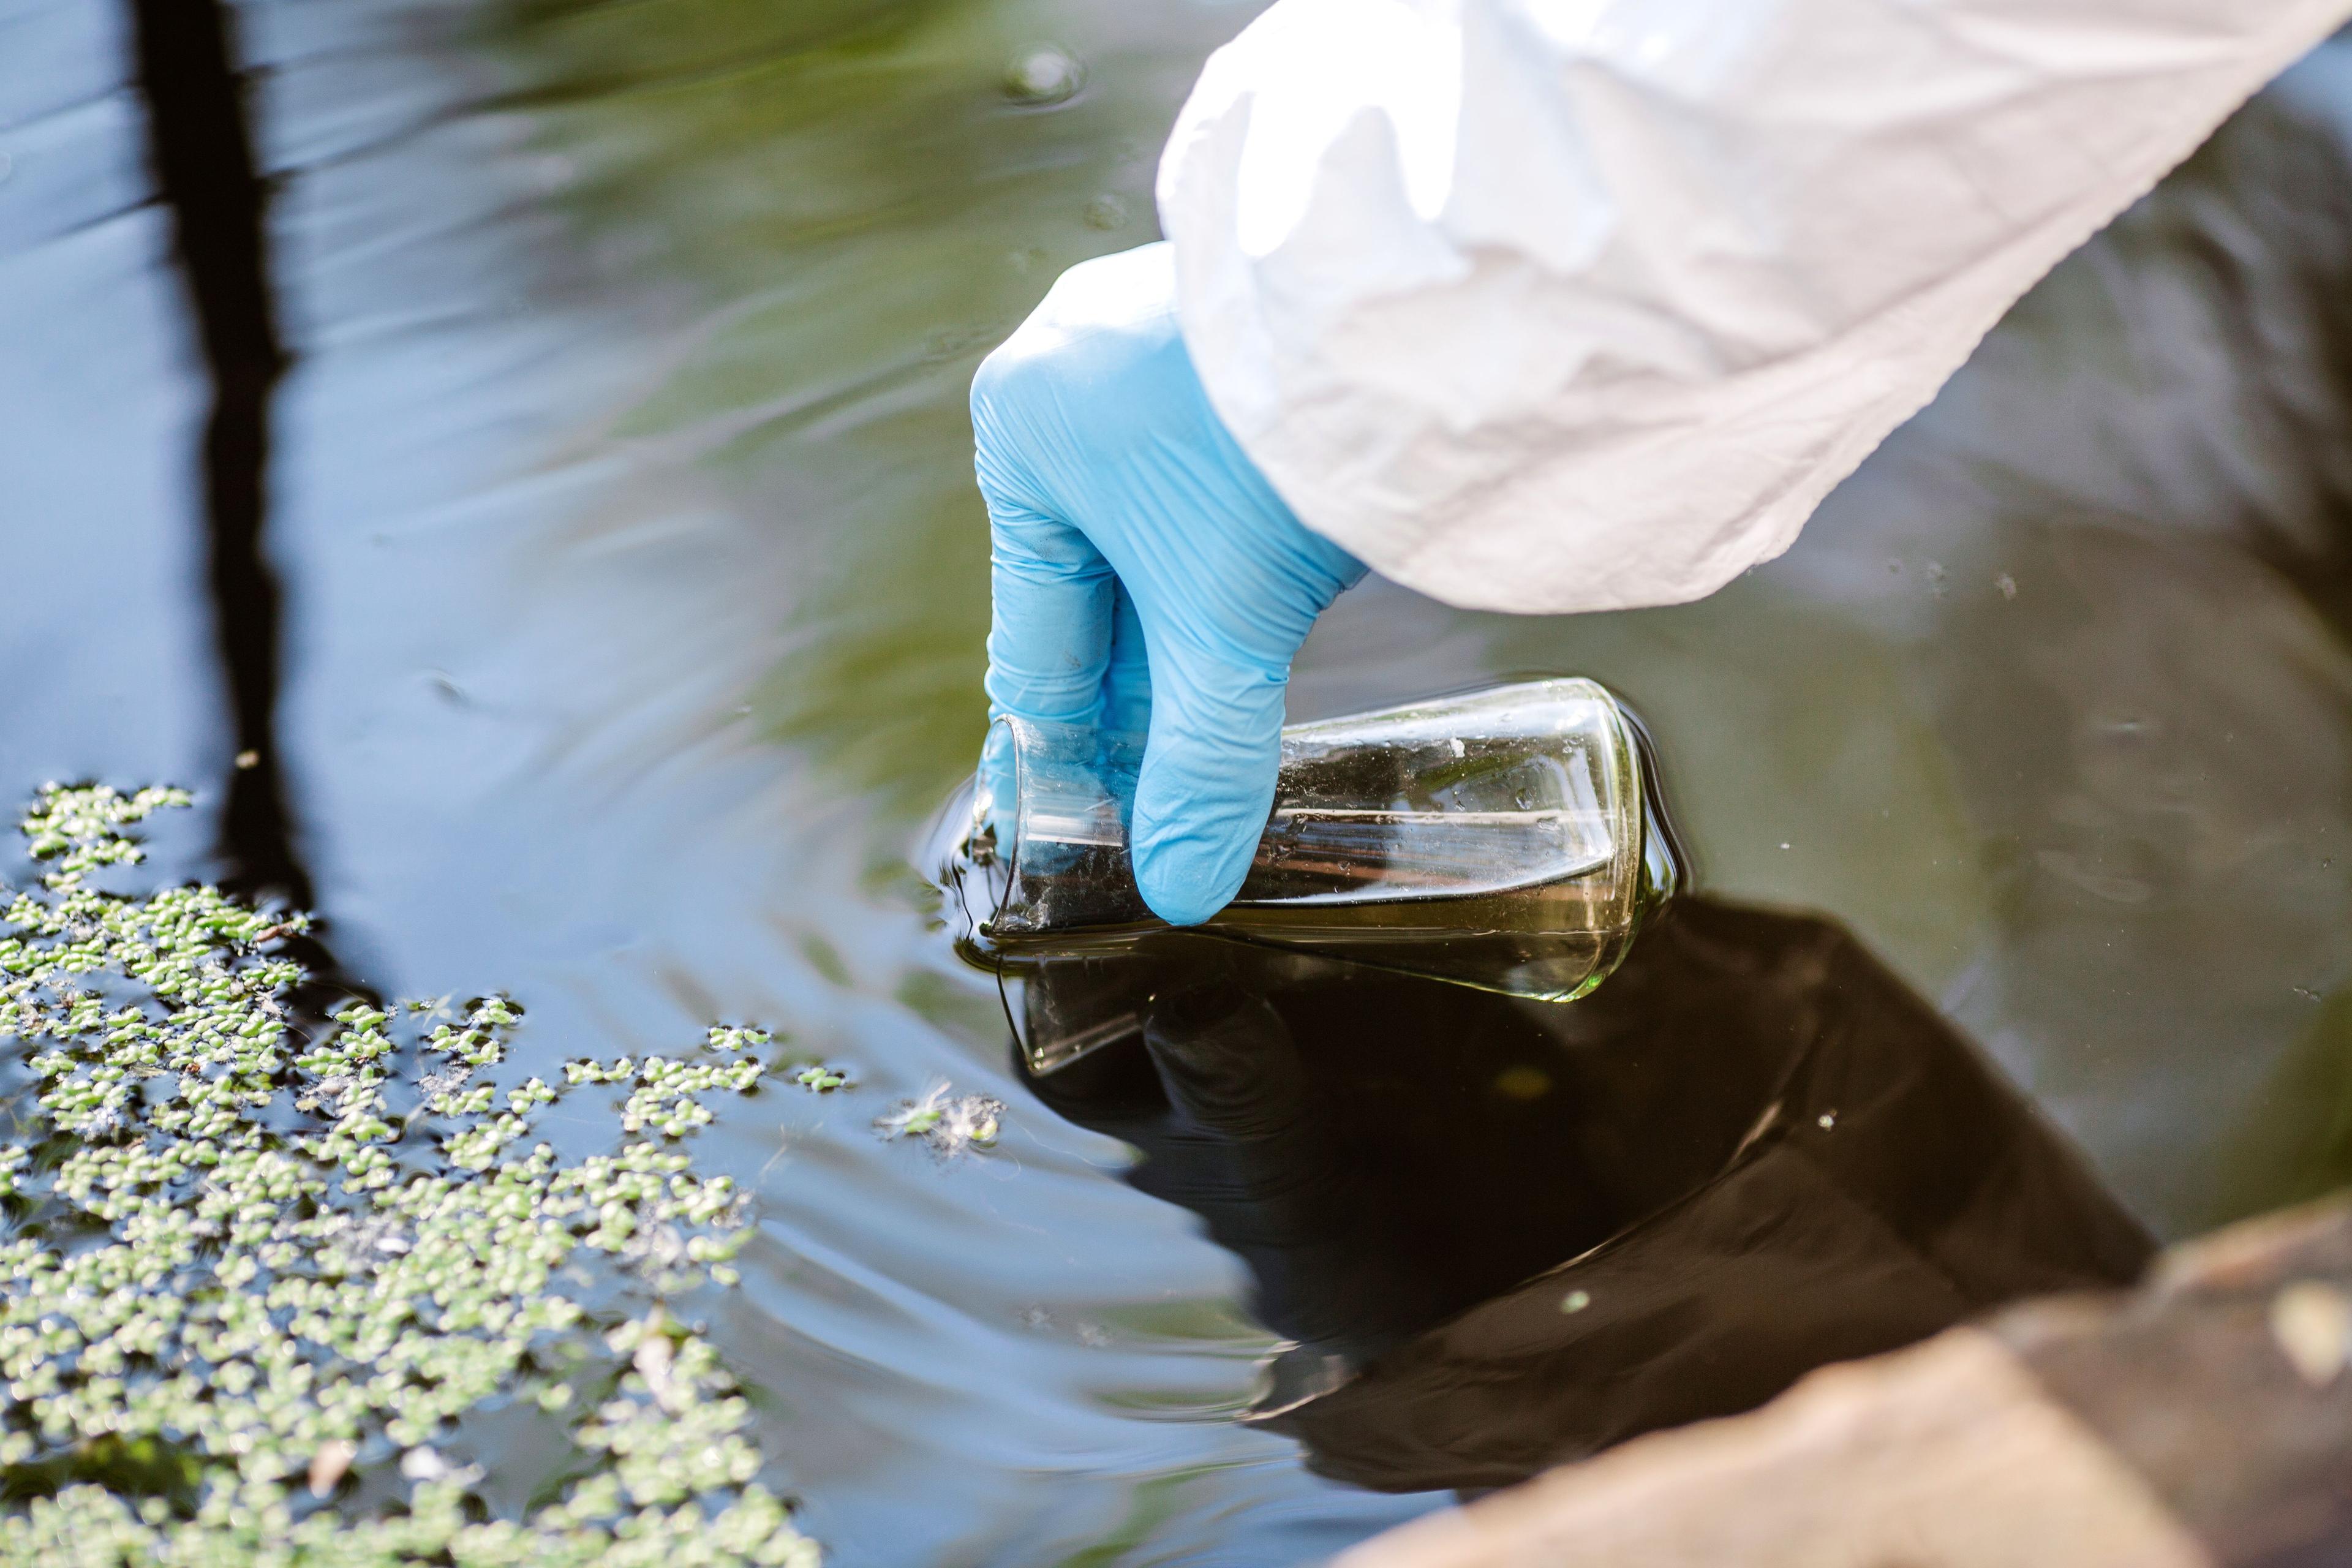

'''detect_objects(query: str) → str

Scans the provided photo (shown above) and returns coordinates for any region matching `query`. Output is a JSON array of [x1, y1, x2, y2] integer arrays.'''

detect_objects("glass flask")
[[923, 679, 1680, 1031]]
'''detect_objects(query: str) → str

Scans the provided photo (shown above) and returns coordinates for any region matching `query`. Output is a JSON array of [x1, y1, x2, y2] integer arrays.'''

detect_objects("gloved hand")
[[971, 241, 1365, 926]]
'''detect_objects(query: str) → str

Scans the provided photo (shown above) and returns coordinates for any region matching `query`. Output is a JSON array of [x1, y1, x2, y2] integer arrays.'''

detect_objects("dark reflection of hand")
[[1020, 943, 1636, 1366], [1129, 978, 1531, 1363], [1017, 900, 2155, 1494]]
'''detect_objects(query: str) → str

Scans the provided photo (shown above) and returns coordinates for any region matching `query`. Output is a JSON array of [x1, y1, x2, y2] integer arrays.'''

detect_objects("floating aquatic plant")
[[873, 1084, 1003, 1156], [0, 785, 817, 1565]]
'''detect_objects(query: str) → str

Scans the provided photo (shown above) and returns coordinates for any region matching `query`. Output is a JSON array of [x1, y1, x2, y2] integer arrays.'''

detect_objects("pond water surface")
[[5, 1, 2352, 1561]]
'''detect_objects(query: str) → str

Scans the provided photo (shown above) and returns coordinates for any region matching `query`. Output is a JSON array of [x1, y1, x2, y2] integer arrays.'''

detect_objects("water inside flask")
[[923, 679, 1680, 1038]]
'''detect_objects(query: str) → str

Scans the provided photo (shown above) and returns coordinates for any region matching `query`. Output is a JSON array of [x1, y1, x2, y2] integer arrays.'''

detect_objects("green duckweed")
[[0, 785, 818, 1566], [873, 1085, 1003, 1155]]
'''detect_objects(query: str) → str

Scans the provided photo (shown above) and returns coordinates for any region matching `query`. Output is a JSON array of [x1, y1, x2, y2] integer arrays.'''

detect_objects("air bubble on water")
[[1003, 46, 1085, 107]]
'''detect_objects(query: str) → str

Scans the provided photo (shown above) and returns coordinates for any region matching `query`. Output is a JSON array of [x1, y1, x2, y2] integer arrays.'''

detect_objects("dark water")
[[1020, 902, 2154, 1493], [4, 0, 2351, 1559]]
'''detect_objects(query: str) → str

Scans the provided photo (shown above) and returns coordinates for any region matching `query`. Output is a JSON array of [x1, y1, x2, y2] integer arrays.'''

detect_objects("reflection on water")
[[1023, 901, 2153, 1493], [1, 0, 2349, 1557]]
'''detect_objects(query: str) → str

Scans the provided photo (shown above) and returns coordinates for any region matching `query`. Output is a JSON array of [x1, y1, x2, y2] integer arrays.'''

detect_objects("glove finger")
[[1130, 638, 1287, 926], [984, 499, 1115, 726], [1099, 582, 1152, 737]]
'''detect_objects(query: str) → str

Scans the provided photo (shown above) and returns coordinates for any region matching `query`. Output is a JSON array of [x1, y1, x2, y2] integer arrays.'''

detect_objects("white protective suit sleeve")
[[1156, 0, 2352, 614]]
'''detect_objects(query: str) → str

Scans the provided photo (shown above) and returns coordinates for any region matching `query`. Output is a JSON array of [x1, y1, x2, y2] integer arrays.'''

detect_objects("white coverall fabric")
[[1156, 0, 2352, 614]]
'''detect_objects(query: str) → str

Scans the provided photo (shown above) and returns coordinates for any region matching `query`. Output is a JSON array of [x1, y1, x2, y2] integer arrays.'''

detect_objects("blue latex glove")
[[972, 242, 1365, 926]]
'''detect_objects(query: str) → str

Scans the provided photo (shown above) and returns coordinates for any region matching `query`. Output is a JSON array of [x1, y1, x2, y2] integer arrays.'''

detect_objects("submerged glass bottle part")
[[925, 679, 1680, 1014]]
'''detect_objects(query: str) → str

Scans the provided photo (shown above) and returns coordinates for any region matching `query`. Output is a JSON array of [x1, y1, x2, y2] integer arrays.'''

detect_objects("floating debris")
[[875, 1082, 1005, 1155], [308, 1438, 358, 1499], [0, 784, 818, 1566]]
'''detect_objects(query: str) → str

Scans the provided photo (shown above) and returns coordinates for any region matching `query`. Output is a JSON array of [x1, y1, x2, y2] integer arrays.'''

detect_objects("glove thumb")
[[1129, 643, 1287, 927]]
